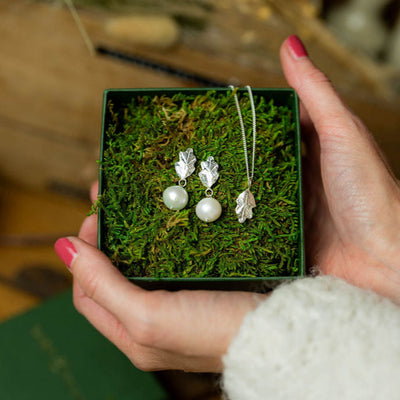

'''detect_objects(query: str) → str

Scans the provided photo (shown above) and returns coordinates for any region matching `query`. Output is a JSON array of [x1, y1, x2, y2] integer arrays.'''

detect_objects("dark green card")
[[0, 290, 167, 400]]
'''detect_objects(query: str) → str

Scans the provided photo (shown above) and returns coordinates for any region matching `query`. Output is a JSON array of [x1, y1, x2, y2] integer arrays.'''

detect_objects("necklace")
[[230, 85, 257, 223]]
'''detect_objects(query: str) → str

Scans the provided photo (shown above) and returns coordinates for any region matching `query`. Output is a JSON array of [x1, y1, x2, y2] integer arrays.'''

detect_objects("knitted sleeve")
[[222, 276, 400, 400]]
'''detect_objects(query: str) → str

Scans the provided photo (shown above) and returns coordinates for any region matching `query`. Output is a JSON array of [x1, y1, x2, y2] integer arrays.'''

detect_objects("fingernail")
[[54, 238, 77, 270], [286, 35, 308, 59]]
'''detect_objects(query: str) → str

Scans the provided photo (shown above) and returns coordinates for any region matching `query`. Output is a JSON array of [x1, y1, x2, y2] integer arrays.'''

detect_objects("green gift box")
[[97, 88, 304, 291]]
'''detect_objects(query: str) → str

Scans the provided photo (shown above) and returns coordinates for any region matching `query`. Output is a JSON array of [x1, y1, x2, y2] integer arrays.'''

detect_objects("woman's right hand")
[[281, 35, 400, 302]]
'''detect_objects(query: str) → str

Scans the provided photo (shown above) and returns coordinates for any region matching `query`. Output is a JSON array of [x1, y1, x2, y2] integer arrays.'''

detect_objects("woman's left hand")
[[55, 183, 265, 372]]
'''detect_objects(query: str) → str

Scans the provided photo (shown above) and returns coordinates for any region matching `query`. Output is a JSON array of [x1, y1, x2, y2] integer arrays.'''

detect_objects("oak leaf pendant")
[[235, 189, 256, 223]]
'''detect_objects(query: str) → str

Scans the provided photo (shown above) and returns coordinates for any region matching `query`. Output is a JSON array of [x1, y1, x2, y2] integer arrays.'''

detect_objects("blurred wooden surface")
[[0, 0, 187, 193], [0, 0, 399, 196], [0, 180, 88, 322]]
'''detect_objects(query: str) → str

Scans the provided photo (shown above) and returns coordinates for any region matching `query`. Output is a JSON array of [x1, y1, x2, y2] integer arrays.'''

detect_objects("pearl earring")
[[196, 156, 222, 223], [163, 148, 196, 210]]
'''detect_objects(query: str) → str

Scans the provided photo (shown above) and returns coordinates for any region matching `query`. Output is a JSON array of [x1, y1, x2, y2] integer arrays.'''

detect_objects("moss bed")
[[95, 89, 302, 279]]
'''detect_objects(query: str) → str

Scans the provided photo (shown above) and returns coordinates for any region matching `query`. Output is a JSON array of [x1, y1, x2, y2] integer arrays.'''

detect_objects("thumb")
[[280, 36, 400, 248], [280, 36, 393, 174], [280, 36, 397, 185], [54, 237, 146, 325], [280, 35, 360, 140]]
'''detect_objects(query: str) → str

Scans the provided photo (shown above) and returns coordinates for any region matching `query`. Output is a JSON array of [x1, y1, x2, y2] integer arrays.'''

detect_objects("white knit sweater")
[[223, 276, 400, 400]]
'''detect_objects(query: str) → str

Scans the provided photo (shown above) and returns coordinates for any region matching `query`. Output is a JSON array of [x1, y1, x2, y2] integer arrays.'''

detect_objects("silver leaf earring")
[[196, 156, 222, 222], [163, 148, 196, 210]]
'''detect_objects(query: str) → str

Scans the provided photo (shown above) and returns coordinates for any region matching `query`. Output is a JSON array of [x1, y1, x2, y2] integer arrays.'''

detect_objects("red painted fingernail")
[[54, 238, 77, 270], [286, 35, 308, 59]]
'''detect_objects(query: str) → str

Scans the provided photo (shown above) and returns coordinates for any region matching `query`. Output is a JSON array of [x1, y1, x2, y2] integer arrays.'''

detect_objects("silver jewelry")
[[163, 148, 196, 210], [230, 85, 257, 223], [195, 156, 222, 223]]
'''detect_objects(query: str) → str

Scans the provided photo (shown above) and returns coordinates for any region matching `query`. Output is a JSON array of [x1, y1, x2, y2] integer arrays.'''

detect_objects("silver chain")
[[229, 85, 257, 189]]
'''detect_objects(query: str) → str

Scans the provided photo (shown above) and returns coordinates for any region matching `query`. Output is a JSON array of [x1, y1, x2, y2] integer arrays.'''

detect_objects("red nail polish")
[[286, 35, 308, 59], [54, 238, 77, 269]]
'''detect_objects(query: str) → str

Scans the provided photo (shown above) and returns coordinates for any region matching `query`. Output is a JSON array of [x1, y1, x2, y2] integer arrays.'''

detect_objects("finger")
[[72, 280, 182, 371], [280, 36, 399, 214], [55, 237, 259, 371], [73, 277, 223, 372], [280, 35, 362, 142], [55, 237, 187, 355], [281, 36, 395, 173], [78, 214, 98, 246], [55, 237, 150, 332], [90, 181, 99, 204], [73, 279, 131, 353]]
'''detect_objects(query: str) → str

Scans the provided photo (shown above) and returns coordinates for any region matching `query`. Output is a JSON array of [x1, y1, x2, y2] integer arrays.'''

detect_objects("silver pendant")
[[235, 189, 256, 223]]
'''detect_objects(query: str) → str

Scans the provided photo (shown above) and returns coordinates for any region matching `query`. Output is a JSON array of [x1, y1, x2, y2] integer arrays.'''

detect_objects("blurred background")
[[1, 0, 400, 398]]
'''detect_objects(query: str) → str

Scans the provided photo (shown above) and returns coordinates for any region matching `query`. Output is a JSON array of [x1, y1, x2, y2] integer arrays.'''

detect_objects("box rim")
[[98, 87, 305, 282]]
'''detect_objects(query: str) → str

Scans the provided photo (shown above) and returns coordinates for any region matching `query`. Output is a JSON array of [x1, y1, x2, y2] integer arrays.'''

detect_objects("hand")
[[55, 183, 265, 372], [281, 36, 400, 301]]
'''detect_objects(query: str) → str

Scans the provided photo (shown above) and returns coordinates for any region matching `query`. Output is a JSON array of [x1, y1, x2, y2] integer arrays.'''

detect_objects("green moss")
[[96, 89, 301, 279]]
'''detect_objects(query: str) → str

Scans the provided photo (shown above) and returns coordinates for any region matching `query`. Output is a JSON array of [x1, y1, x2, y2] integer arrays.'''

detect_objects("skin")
[[61, 37, 400, 373]]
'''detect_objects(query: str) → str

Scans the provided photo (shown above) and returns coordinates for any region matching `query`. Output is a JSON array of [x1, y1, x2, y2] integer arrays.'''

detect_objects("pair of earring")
[[162, 148, 222, 223]]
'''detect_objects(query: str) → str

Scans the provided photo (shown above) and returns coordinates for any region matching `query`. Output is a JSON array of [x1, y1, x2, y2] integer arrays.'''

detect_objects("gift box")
[[97, 88, 304, 291]]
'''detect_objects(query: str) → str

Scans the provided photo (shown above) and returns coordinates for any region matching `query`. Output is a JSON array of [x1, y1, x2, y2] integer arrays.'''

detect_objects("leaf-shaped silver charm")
[[235, 189, 256, 223], [199, 156, 219, 188], [174, 148, 196, 180]]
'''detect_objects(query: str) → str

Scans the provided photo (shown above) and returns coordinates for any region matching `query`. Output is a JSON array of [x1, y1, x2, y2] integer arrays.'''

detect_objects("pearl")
[[163, 185, 188, 210], [195, 197, 222, 223]]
